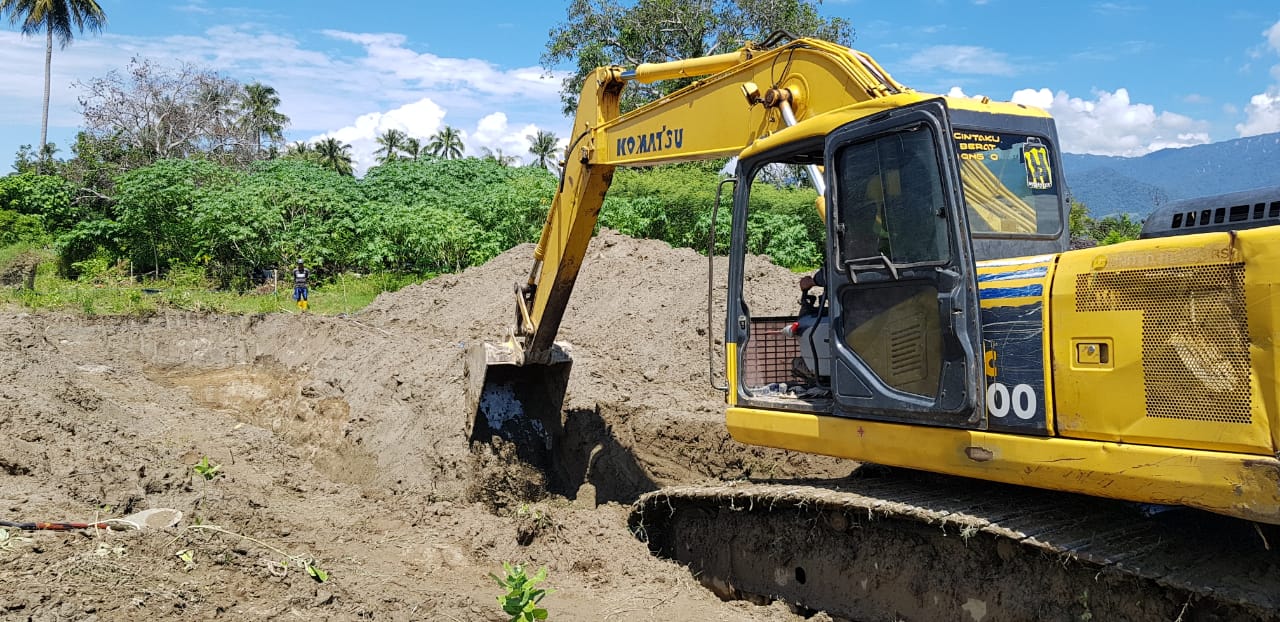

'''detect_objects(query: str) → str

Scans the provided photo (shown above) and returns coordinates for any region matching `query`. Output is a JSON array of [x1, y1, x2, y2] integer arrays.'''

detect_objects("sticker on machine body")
[[976, 256, 1053, 434]]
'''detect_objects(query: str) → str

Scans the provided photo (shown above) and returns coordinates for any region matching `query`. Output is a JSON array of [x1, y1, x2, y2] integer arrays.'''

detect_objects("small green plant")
[[305, 561, 330, 582], [175, 548, 196, 570], [1077, 588, 1093, 621], [516, 504, 549, 527], [274, 554, 329, 582], [490, 562, 552, 621], [169, 523, 329, 582], [514, 504, 558, 546], [193, 456, 222, 480]]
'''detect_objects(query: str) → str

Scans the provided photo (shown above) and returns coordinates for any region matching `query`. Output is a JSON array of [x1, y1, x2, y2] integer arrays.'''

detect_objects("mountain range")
[[1061, 131, 1280, 219]]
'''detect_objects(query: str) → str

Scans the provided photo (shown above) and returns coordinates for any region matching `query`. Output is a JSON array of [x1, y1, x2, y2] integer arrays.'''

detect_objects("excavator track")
[[630, 470, 1280, 621]]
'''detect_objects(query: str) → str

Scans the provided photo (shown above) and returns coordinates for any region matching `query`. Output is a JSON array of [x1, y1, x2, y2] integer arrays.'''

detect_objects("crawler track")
[[630, 471, 1280, 621]]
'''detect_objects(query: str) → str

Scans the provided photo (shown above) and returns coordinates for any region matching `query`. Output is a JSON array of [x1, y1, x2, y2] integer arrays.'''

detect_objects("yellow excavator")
[[466, 34, 1280, 620]]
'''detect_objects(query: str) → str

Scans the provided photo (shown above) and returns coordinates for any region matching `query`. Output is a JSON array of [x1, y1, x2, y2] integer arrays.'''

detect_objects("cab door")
[[823, 100, 984, 427]]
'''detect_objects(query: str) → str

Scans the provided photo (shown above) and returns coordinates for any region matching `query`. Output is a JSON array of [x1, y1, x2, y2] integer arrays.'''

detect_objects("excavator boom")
[[522, 38, 908, 359], [466, 37, 916, 448]]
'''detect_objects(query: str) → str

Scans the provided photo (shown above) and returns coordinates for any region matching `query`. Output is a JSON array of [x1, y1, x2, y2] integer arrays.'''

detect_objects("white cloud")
[[471, 112, 540, 162], [1236, 89, 1280, 137], [1267, 19, 1280, 51], [319, 29, 562, 101], [1092, 3, 1144, 15], [904, 45, 1015, 77], [311, 101, 566, 176], [311, 98, 449, 174], [0, 23, 573, 161], [1236, 21, 1280, 137], [954, 86, 1211, 156]]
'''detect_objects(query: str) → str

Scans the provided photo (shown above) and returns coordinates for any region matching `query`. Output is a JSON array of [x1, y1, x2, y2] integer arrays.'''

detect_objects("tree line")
[[1, 152, 833, 286]]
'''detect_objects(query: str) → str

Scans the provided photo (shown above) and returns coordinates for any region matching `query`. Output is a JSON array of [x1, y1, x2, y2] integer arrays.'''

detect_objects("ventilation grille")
[[888, 311, 926, 384], [1075, 263, 1251, 423]]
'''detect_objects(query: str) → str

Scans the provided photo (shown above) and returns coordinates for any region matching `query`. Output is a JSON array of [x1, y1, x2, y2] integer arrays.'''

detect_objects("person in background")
[[293, 259, 309, 311]]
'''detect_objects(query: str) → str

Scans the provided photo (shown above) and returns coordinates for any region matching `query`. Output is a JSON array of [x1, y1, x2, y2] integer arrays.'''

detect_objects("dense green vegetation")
[[1068, 200, 1142, 244], [1, 152, 834, 314], [1, 244, 414, 316]]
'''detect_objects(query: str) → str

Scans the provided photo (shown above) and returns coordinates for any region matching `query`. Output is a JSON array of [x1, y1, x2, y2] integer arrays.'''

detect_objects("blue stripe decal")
[[979, 285, 1043, 299], [977, 267, 1047, 283]]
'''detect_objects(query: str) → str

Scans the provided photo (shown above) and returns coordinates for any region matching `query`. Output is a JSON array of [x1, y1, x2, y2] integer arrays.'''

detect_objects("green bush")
[[0, 210, 46, 246]]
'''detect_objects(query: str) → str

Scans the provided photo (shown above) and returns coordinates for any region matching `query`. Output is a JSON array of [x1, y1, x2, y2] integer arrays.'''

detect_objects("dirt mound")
[[0, 230, 846, 620], [0, 252, 39, 289], [361, 229, 844, 495]]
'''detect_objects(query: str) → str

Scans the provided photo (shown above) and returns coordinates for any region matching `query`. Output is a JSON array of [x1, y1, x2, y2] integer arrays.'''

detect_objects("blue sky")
[[2, 0, 1279, 174]]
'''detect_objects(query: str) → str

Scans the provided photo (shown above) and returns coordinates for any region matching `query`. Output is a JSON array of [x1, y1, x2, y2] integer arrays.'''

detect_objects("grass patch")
[[0, 245, 426, 316]]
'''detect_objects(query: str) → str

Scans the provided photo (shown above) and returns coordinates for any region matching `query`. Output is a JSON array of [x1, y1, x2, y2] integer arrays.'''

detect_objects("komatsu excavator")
[[466, 35, 1280, 620]]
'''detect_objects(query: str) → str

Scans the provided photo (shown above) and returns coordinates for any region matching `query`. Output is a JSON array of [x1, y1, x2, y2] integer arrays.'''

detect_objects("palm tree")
[[239, 82, 288, 158], [35, 141, 58, 174], [374, 128, 407, 164], [314, 137, 353, 176], [0, 0, 107, 152], [527, 129, 559, 169], [481, 147, 519, 167], [285, 141, 310, 157], [402, 136, 425, 161], [427, 126, 464, 160]]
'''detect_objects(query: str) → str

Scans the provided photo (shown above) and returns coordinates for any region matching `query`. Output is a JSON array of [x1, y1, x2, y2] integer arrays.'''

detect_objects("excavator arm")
[[517, 37, 910, 361], [464, 36, 913, 466]]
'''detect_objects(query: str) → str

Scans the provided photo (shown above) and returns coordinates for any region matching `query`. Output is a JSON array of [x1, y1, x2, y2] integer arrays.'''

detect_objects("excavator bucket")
[[463, 341, 572, 466]]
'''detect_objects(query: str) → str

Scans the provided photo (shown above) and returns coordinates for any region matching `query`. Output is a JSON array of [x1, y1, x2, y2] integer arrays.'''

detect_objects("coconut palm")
[[285, 141, 310, 157], [481, 147, 520, 167], [527, 129, 559, 169], [427, 126, 464, 160], [374, 128, 407, 164], [0, 0, 107, 152], [314, 137, 354, 176], [239, 82, 288, 158], [402, 136, 426, 161]]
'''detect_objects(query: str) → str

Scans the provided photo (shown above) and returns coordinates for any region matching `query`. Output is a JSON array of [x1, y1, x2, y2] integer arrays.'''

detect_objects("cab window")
[[953, 131, 1060, 235], [835, 126, 949, 265]]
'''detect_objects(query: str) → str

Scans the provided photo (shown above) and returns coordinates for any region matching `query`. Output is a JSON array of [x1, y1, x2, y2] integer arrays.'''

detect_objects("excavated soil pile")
[[0, 252, 39, 290], [0, 230, 850, 621]]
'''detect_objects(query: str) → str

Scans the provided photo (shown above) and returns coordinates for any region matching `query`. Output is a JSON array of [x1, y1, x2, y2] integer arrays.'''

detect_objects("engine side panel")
[[1050, 229, 1276, 455]]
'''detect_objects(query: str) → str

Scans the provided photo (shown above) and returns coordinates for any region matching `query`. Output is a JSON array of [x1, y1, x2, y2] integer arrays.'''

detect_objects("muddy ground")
[[0, 231, 856, 621]]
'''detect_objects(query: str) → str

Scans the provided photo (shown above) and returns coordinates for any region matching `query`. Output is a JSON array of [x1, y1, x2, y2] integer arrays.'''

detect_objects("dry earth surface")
[[0, 231, 854, 621]]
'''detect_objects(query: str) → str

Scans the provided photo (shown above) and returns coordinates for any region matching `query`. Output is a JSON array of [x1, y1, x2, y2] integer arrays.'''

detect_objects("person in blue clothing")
[[292, 259, 309, 311]]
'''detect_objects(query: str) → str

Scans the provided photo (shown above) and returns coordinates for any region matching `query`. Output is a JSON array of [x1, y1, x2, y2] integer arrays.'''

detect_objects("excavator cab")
[[727, 100, 985, 426]]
